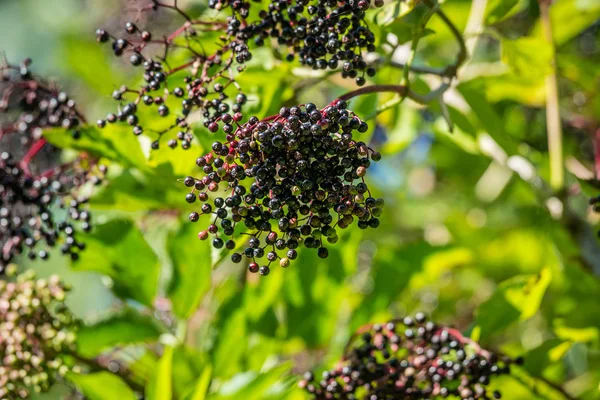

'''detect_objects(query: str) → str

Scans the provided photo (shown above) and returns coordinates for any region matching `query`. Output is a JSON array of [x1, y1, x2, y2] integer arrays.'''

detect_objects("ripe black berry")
[[301, 315, 519, 400], [182, 102, 383, 274]]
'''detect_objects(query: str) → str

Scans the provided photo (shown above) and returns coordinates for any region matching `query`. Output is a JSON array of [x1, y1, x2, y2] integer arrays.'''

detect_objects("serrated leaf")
[[77, 309, 163, 358], [167, 221, 213, 319], [44, 125, 147, 169], [66, 372, 138, 400], [147, 346, 174, 400], [73, 219, 160, 307]]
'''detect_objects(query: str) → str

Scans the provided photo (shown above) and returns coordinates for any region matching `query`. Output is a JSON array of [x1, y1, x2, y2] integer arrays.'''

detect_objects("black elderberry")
[[301, 314, 519, 400], [0, 60, 105, 272], [182, 103, 382, 274]]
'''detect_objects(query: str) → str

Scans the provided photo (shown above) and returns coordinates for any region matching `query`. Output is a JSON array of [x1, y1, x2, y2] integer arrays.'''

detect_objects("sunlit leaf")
[[67, 372, 138, 400], [147, 346, 174, 400], [77, 309, 163, 357], [167, 220, 213, 319], [73, 219, 160, 307]]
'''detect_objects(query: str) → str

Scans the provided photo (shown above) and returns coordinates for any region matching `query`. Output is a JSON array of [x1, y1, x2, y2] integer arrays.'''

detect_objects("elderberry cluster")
[[232, 0, 379, 85], [0, 152, 105, 273], [0, 58, 105, 273], [183, 101, 383, 275], [0, 270, 78, 398], [94, 0, 380, 150], [0, 58, 85, 143], [95, 18, 249, 150], [300, 314, 518, 400]]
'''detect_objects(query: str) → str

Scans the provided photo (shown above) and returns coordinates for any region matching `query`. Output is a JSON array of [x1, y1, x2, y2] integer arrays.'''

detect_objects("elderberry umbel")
[[300, 314, 520, 400], [95, 8, 248, 151], [0, 57, 105, 273], [0, 152, 105, 273], [0, 57, 85, 143], [217, 0, 379, 85], [183, 101, 383, 275], [0, 270, 79, 398], [95, 0, 380, 150]]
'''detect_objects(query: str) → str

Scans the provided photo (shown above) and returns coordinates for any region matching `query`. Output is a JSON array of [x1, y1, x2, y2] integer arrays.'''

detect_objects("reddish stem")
[[19, 138, 47, 175], [335, 84, 409, 103]]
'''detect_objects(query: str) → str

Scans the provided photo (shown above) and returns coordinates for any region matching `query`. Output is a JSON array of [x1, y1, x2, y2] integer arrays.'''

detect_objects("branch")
[[422, 0, 468, 77], [401, 2, 440, 86], [336, 84, 408, 102], [387, 60, 449, 76], [539, 0, 564, 190], [19, 138, 47, 175]]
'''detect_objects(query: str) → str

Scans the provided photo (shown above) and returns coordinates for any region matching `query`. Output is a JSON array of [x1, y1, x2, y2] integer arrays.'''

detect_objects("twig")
[[19, 138, 47, 175], [338, 83, 452, 120], [401, 3, 440, 86], [336, 84, 408, 102], [422, 0, 468, 77]]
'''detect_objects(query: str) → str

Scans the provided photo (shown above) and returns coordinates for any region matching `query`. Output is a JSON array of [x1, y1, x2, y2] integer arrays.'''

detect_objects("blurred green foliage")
[[2, 0, 600, 399]]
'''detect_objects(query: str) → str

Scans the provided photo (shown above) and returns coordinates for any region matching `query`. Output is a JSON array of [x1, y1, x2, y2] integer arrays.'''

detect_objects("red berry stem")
[[19, 138, 47, 175]]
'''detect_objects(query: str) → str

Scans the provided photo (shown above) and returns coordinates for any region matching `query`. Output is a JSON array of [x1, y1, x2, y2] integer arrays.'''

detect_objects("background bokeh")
[[1, 0, 599, 399]]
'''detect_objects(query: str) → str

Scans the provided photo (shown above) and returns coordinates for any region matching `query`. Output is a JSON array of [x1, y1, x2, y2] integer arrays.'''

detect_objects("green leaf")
[[475, 267, 552, 339], [458, 84, 519, 154], [91, 168, 184, 211], [383, 23, 434, 45], [77, 309, 163, 358], [60, 35, 127, 94], [209, 364, 292, 400], [501, 37, 551, 81], [212, 310, 246, 379], [484, 0, 521, 25], [532, 0, 600, 45], [167, 221, 213, 319], [44, 125, 147, 169], [66, 372, 138, 400], [73, 219, 160, 307], [185, 366, 213, 400], [373, 0, 419, 26], [147, 346, 174, 400]]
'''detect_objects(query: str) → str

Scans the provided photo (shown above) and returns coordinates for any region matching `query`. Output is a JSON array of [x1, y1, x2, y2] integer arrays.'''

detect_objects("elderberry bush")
[[214, 0, 378, 84], [183, 100, 383, 275], [300, 314, 519, 400], [0, 58, 105, 273], [0, 270, 78, 398], [95, 0, 380, 150]]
